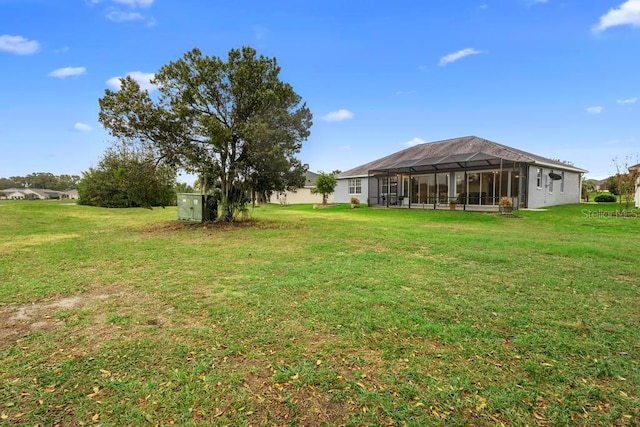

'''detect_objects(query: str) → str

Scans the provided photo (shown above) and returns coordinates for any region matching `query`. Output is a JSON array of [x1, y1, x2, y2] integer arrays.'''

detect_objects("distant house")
[[269, 171, 333, 205], [335, 136, 587, 210], [596, 180, 608, 192], [629, 163, 640, 208], [1, 188, 62, 200], [60, 189, 79, 200], [4, 190, 27, 199]]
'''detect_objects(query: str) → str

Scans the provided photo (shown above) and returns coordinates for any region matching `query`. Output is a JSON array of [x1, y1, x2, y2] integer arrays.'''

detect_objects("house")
[[269, 171, 334, 205], [335, 136, 587, 210], [1, 188, 63, 200], [596, 179, 609, 193], [60, 189, 79, 200], [629, 163, 640, 208], [3, 189, 27, 199]]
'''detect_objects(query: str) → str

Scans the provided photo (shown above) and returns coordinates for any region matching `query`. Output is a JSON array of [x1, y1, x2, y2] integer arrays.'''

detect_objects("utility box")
[[177, 193, 217, 222]]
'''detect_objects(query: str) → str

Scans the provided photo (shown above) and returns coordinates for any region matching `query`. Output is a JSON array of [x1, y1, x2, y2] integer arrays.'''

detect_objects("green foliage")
[[98, 46, 312, 221], [581, 179, 599, 201], [174, 182, 194, 194], [606, 176, 619, 195], [311, 171, 338, 204], [77, 142, 176, 208], [0, 173, 80, 190], [594, 194, 616, 202]]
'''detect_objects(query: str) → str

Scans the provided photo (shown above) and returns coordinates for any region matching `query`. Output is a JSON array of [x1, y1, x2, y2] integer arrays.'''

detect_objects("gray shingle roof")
[[338, 136, 587, 178]]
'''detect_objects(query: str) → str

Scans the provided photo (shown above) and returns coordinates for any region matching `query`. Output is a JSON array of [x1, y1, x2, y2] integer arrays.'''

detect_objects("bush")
[[350, 196, 360, 205], [594, 194, 616, 203]]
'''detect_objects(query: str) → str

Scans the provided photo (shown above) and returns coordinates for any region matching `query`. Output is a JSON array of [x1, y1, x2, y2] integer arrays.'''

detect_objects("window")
[[560, 172, 565, 193], [381, 178, 388, 195], [349, 178, 362, 195], [536, 168, 543, 188]]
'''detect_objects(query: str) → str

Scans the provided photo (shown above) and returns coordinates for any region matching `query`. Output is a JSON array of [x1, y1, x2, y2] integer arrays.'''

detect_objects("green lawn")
[[1, 200, 639, 426]]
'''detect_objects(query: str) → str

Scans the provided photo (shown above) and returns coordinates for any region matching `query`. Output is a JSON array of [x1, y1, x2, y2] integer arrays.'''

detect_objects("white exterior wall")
[[335, 177, 369, 203], [269, 188, 333, 205], [526, 165, 581, 208]]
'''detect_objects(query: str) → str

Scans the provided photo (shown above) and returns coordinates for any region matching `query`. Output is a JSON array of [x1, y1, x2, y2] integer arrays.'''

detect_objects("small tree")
[[78, 141, 176, 208], [311, 171, 339, 204], [611, 156, 639, 209], [581, 179, 598, 202]]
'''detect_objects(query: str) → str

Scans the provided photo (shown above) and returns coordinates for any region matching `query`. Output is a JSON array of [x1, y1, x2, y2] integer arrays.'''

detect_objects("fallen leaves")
[[86, 386, 101, 399]]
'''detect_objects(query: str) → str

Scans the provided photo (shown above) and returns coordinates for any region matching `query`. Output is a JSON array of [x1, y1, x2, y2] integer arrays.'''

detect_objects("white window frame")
[[536, 168, 543, 188], [349, 178, 362, 195]]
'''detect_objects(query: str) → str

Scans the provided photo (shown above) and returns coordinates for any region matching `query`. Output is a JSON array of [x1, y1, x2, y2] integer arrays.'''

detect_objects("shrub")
[[594, 194, 616, 203], [498, 196, 513, 208], [350, 196, 360, 205]]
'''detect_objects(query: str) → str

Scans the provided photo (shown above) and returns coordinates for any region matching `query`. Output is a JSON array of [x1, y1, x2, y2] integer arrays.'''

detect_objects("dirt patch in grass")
[[230, 354, 359, 426], [0, 284, 181, 350], [0, 287, 116, 349]]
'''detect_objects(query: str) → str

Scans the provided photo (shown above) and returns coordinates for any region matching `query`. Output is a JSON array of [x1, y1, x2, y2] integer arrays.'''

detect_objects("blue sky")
[[1, 0, 639, 181]]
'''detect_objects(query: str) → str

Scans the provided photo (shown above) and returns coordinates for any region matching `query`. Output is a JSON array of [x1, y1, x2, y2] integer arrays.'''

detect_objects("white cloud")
[[97, 0, 155, 24], [113, 0, 154, 7], [438, 48, 485, 66], [586, 106, 603, 114], [74, 122, 92, 132], [593, 0, 640, 32], [0, 35, 40, 55], [322, 109, 354, 122], [107, 71, 157, 91], [90, 0, 154, 6], [617, 97, 638, 104], [106, 8, 145, 22], [49, 67, 87, 78], [404, 137, 427, 147]]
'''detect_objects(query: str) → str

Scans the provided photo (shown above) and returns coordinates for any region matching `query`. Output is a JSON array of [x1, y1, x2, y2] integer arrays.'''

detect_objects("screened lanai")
[[367, 152, 527, 210]]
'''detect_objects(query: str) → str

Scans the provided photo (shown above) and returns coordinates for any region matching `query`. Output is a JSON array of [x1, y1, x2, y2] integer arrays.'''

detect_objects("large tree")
[[99, 46, 312, 221]]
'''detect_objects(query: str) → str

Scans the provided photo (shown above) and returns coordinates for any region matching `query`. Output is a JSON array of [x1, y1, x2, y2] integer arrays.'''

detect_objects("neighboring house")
[[596, 179, 608, 192], [60, 189, 79, 200], [1, 188, 62, 200], [269, 171, 334, 205], [336, 136, 587, 210], [25, 189, 61, 199], [629, 163, 640, 208], [4, 190, 27, 199]]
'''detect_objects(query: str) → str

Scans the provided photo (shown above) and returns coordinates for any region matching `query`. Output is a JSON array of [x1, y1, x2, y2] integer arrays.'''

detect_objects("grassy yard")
[[1, 200, 639, 426]]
